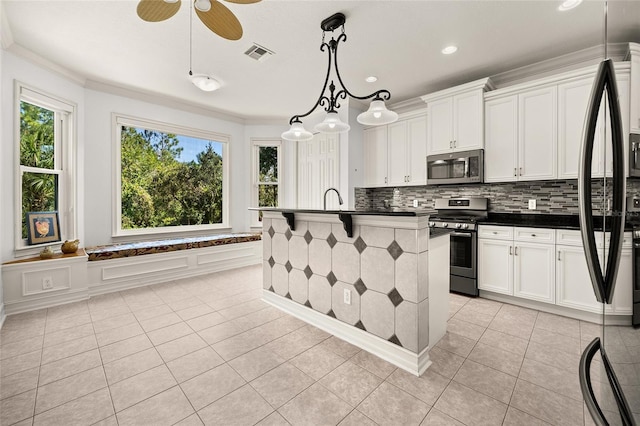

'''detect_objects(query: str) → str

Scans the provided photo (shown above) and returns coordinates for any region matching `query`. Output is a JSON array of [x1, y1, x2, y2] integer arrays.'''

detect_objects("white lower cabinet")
[[478, 238, 513, 295], [478, 226, 555, 303], [610, 248, 633, 315], [556, 244, 601, 313], [514, 242, 556, 303]]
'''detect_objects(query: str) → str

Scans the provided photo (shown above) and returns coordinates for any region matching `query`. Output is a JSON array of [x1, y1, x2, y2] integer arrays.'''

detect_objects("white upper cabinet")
[[422, 78, 493, 155], [630, 43, 640, 132], [363, 126, 388, 187], [485, 96, 518, 182], [484, 87, 557, 182], [518, 86, 557, 180], [362, 113, 428, 187]]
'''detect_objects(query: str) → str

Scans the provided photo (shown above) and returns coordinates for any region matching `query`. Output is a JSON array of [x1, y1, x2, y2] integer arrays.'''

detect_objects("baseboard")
[[4, 289, 89, 316], [263, 290, 431, 377], [0, 303, 6, 330], [479, 290, 632, 326]]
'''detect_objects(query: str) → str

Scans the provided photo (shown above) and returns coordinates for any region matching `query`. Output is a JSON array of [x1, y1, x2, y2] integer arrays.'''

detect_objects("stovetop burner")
[[430, 197, 489, 231]]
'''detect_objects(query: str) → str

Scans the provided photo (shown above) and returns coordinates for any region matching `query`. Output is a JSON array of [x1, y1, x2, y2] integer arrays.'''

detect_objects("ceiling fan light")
[[194, 0, 211, 12], [191, 74, 221, 92], [163, 0, 179, 3], [315, 111, 350, 134], [357, 100, 398, 126], [282, 121, 314, 141]]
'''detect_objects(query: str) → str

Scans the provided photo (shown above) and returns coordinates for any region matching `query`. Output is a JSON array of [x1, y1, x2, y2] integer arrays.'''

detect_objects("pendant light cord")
[[189, 2, 193, 76]]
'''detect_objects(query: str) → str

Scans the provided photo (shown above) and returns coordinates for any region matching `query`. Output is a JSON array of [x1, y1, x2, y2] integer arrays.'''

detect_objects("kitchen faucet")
[[323, 188, 343, 211]]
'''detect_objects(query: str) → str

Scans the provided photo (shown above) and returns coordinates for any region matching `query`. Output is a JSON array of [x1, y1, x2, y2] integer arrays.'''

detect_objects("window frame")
[[251, 138, 283, 227], [14, 82, 77, 254], [112, 113, 230, 237]]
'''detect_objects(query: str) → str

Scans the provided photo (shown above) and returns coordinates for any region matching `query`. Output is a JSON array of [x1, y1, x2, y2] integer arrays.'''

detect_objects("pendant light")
[[281, 13, 398, 141], [188, 2, 221, 92]]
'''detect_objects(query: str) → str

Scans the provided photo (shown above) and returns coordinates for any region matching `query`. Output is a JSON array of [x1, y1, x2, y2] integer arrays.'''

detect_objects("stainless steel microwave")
[[630, 133, 640, 177], [426, 149, 484, 185]]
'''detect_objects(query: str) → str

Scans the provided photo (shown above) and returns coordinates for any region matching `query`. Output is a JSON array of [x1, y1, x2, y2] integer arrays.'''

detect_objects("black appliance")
[[578, 56, 637, 424], [429, 197, 488, 297], [628, 133, 640, 177], [426, 149, 484, 185], [632, 228, 640, 327]]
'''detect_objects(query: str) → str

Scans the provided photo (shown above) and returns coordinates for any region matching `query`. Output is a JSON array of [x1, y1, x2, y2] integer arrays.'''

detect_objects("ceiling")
[[2, 1, 640, 123]]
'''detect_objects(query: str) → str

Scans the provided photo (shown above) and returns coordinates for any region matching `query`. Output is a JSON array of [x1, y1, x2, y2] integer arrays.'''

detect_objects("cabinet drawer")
[[478, 225, 513, 240], [556, 229, 604, 248], [514, 227, 555, 244]]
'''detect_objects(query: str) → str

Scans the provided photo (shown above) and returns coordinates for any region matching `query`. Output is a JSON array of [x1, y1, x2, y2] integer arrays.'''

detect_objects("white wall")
[[1, 50, 87, 261], [83, 90, 251, 245]]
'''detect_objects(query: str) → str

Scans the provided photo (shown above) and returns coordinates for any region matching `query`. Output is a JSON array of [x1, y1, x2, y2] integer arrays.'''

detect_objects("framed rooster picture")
[[26, 211, 60, 245]]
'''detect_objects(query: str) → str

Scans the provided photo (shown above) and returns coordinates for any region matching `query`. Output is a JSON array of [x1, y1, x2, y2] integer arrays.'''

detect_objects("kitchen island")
[[252, 208, 449, 376]]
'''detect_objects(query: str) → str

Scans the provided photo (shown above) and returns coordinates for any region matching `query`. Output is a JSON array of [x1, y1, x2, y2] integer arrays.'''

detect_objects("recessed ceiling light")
[[558, 0, 582, 11], [365, 76, 378, 83], [442, 45, 458, 55]]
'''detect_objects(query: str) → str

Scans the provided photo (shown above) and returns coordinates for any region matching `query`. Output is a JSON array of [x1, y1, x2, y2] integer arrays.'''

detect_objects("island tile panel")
[[261, 216, 429, 353]]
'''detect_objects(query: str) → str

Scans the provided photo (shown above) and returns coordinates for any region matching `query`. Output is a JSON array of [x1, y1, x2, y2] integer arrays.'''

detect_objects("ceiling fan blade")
[[196, 0, 243, 40], [223, 0, 261, 4], [137, 0, 181, 22]]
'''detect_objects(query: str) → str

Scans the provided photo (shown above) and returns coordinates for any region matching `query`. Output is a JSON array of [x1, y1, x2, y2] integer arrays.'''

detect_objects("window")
[[114, 115, 229, 236], [252, 139, 282, 225], [16, 83, 76, 251]]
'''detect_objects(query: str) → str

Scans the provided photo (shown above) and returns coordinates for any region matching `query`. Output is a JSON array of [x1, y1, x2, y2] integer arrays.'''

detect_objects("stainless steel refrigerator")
[[578, 50, 639, 426]]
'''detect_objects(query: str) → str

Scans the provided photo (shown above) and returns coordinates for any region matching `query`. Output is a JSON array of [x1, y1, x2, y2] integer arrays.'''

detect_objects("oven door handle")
[[450, 232, 472, 237]]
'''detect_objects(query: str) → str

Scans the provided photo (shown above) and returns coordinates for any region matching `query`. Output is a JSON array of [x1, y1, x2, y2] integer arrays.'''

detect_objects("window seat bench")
[[85, 233, 262, 261]]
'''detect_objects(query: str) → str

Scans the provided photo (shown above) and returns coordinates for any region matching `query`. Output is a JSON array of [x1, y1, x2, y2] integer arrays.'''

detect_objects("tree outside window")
[[116, 118, 229, 234], [253, 141, 281, 223]]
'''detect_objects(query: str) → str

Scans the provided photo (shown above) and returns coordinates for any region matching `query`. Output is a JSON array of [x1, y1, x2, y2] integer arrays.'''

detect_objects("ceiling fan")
[[136, 0, 261, 41]]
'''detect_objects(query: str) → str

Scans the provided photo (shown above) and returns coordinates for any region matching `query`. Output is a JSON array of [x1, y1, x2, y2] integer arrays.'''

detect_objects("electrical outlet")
[[412, 199, 419, 208], [343, 289, 351, 305], [528, 199, 536, 210], [42, 276, 53, 290]]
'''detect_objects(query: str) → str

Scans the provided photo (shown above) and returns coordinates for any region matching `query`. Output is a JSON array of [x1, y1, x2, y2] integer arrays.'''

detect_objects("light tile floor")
[[0, 264, 634, 425]]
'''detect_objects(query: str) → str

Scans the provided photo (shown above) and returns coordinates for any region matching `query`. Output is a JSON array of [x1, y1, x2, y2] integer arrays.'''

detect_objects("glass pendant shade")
[[314, 111, 351, 133], [281, 121, 314, 141], [194, 0, 212, 12], [357, 99, 399, 126], [191, 74, 221, 92]]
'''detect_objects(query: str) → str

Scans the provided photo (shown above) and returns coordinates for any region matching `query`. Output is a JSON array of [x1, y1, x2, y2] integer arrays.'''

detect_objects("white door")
[[513, 242, 556, 303], [485, 95, 518, 182], [478, 239, 513, 295], [518, 86, 557, 180], [387, 120, 408, 186], [407, 115, 428, 185], [556, 245, 602, 313], [453, 90, 483, 151], [363, 126, 388, 187], [427, 97, 453, 154], [297, 133, 340, 209]]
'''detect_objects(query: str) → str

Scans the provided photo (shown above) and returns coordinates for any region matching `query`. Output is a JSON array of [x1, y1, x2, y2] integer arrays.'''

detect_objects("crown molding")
[[490, 43, 630, 89], [420, 77, 494, 103], [7, 43, 86, 86], [84, 79, 246, 124]]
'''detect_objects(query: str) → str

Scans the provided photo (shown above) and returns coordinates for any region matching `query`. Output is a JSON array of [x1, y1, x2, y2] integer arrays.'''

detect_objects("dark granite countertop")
[[481, 213, 634, 231], [250, 207, 431, 217]]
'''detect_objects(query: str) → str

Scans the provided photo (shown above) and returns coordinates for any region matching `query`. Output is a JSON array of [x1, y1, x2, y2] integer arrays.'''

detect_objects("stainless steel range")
[[429, 198, 488, 297]]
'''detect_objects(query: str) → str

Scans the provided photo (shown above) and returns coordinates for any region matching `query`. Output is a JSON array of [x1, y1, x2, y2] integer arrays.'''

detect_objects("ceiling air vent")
[[244, 43, 274, 62]]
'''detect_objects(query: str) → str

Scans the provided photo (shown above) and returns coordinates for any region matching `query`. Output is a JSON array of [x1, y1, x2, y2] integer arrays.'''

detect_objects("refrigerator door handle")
[[580, 338, 636, 426], [578, 58, 626, 304]]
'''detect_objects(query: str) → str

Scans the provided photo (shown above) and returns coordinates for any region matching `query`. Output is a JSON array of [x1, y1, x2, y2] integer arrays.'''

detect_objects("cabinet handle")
[[385, 177, 388, 184], [519, 167, 523, 176], [453, 140, 456, 148], [449, 141, 453, 149], [558, 251, 561, 261], [493, 231, 498, 235], [514, 168, 517, 177], [515, 246, 518, 256], [531, 234, 536, 237], [509, 246, 513, 255]]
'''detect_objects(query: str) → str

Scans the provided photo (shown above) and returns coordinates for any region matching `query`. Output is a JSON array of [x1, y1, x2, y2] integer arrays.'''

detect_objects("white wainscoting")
[[1, 241, 261, 317]]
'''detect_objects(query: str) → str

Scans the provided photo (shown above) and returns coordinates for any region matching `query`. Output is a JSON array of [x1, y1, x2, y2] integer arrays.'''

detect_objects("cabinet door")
[[556, 245, 602, 313], [604, 72, 630, 177], [427, 97, 453, 154], [478, 239, 513, 295], [363, 126, 388, 187], [485, 96, 518, 182], [387, 120, 409, 186], [609, 248, 633, 315], [407, 115, 428, 185], [519, 86, 557, 180], [558, 77, 605, 179], [514, 242, 555, 303], [453, 90, 483, 151]]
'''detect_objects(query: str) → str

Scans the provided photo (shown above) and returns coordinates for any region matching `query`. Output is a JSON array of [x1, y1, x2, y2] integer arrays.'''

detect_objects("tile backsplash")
[[355, 179, 640, 214]]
